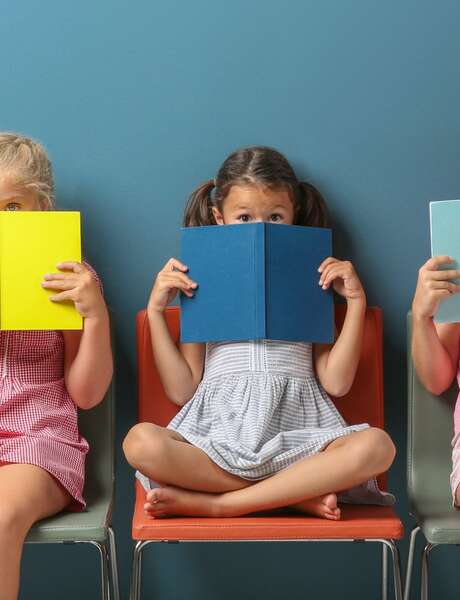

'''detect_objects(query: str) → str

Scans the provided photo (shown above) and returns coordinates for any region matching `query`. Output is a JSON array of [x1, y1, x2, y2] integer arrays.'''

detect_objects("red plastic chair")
[[130, 306, 403, 599]]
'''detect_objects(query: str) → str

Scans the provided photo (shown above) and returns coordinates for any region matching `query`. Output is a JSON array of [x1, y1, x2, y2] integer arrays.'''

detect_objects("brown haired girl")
[[124, 146, 395, 519]]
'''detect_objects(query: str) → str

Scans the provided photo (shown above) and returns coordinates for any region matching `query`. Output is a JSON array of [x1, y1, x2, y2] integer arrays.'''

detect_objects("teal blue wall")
[[2, 1, 460, 597]]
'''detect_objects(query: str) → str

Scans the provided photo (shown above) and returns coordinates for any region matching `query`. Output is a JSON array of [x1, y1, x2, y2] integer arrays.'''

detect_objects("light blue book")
[[430, 199, 460, 323]]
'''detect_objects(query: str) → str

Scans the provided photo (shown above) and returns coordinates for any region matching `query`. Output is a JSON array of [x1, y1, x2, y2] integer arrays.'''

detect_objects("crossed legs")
[[123, 423, 395, 519]]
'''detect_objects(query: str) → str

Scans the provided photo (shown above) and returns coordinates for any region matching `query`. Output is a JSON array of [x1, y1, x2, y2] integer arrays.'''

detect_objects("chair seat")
[[26, 493, 113, 543], [132, 483, 403, 541], [412, 499, 460, 544]]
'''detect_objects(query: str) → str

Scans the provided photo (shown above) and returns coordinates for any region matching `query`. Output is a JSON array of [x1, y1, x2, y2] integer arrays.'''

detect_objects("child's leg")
[[0, 463, 70, 600], [145, 427, 395, 518], [124, 423, 341, 519], [123, 422, 252, 492]]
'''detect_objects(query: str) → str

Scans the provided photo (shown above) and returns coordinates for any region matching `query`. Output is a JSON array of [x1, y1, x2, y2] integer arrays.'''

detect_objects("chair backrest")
[[77, 378, 115, 502], [137, 305, 387, 488], [407, 312, 455, 510]]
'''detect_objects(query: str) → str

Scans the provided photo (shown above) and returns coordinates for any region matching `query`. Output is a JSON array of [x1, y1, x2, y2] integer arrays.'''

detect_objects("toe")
[[322, 493, 338, 511], [146, 489, 161, 503]]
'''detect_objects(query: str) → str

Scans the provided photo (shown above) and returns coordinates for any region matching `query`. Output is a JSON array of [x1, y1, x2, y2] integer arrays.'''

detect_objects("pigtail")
[[182, 179, 216, 227], [296, 181, 329, 228]]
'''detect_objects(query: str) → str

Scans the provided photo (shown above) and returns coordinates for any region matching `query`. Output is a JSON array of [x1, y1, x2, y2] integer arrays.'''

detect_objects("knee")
[[122, 423, 167, 471], [351, 428, 396, 475], [0, 503, 31, 541]]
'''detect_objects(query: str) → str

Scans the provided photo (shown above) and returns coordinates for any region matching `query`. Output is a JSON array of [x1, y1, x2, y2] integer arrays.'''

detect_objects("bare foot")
[[289, 493, 341, 520], [144, 486, 222, 517], [144, 487, 342, 520]]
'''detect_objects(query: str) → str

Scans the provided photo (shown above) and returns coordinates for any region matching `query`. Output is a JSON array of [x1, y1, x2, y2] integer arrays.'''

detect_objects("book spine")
[[264, 223, 269, 338], [254, 223, 266, 338], [429, 201, 434, 258]]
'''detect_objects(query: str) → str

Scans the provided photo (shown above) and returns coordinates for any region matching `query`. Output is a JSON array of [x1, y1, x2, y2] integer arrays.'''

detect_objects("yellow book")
[[0, 211, 82, 330]]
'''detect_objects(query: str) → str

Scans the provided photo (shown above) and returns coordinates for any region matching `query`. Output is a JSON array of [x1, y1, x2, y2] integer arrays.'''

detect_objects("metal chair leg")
[[404, 525, 421, 600], [379, 540, 403, 600], [421, 543, 436, 600], [108, 527, 120, 600], [130, 541, 150, 600], [382, 543, 388, 600], [89, 541, 110, 600]]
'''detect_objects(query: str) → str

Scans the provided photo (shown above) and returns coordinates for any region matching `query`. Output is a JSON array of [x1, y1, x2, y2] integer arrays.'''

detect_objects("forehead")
[[0, 175, 38, 203], [224, 185, 292, 209]]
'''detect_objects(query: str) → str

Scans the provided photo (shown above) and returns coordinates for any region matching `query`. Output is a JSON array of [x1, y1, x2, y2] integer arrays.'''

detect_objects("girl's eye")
[[5, 203, 20, 211], [238, 214, 251, 222], [270, 214, 283, 222]]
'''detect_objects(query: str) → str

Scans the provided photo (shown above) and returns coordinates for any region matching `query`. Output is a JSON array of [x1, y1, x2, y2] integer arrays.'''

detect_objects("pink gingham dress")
[[451, 380, 460, 506], [0, 266, 101, 511]]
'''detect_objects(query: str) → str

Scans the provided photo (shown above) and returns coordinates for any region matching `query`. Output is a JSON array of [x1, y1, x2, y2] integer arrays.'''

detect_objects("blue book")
[[430, 199, 460, 323], [180, 223, 333, 343]]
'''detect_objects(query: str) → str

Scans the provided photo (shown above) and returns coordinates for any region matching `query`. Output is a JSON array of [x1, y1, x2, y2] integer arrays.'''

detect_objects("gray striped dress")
[[167, 339, 394, 505]]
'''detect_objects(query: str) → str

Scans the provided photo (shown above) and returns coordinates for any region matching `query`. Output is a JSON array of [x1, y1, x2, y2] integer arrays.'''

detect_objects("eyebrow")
[[232, 204, 290, 211], [0, 196, 23, 204]]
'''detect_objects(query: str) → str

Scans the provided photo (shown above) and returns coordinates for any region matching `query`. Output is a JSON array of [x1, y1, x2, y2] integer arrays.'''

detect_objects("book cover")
[[180, 223, 333, 343], [430, 200, 460, 323], [0, 211, 82, 330]]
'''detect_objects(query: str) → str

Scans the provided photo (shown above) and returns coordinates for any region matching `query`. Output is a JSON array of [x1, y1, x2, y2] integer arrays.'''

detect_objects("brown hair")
[[0, 132, 55, 208], [183, 146, 328, 228]]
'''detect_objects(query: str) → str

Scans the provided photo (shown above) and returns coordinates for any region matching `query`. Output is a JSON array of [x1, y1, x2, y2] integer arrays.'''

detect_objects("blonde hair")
[[0, 132, 55, 208]]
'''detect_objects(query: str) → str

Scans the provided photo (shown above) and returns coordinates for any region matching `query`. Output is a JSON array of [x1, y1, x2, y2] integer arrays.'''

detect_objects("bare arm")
[[149, 311, 205, 405], [63, 314, 113, 409], [411, 256, 460, 395], [147, 258, 205, 405], [42, 262, 113, 410], [313, 258, 366, 397]]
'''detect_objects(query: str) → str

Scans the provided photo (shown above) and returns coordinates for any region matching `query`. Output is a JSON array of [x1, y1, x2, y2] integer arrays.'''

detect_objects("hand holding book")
[[41, 261, 107, 320], [318, 257, 365, 303], [412, 256, 460, 320], [148, 257, 198, 316]]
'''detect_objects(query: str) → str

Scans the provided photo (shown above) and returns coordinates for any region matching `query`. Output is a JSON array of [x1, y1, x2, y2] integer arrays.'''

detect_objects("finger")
[[43, 272, 76, 281], [318, 263, 338, 283], [160, 276, 196, 297], [48, 290, 75, 302], [320, 265, 348, 286], [161, 272, 197, 289], [437, 289, 454, 299], [163, 258, 188, 273], [317, 257, 338, 273], [56, 261, 84, 273], [430, 269, 460, 281], [429, 281, 460, 293], [319, 260, 351, 280], [322, 267, 355, 289], [42, 279, 77, 291], [423, 256, 455, 271]]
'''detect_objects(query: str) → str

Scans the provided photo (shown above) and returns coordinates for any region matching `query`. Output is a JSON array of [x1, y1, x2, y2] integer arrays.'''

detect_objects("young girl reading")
[[0, 132, 112, 600], [412, 256, 460, 506], [124, 145, 395, 519]]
